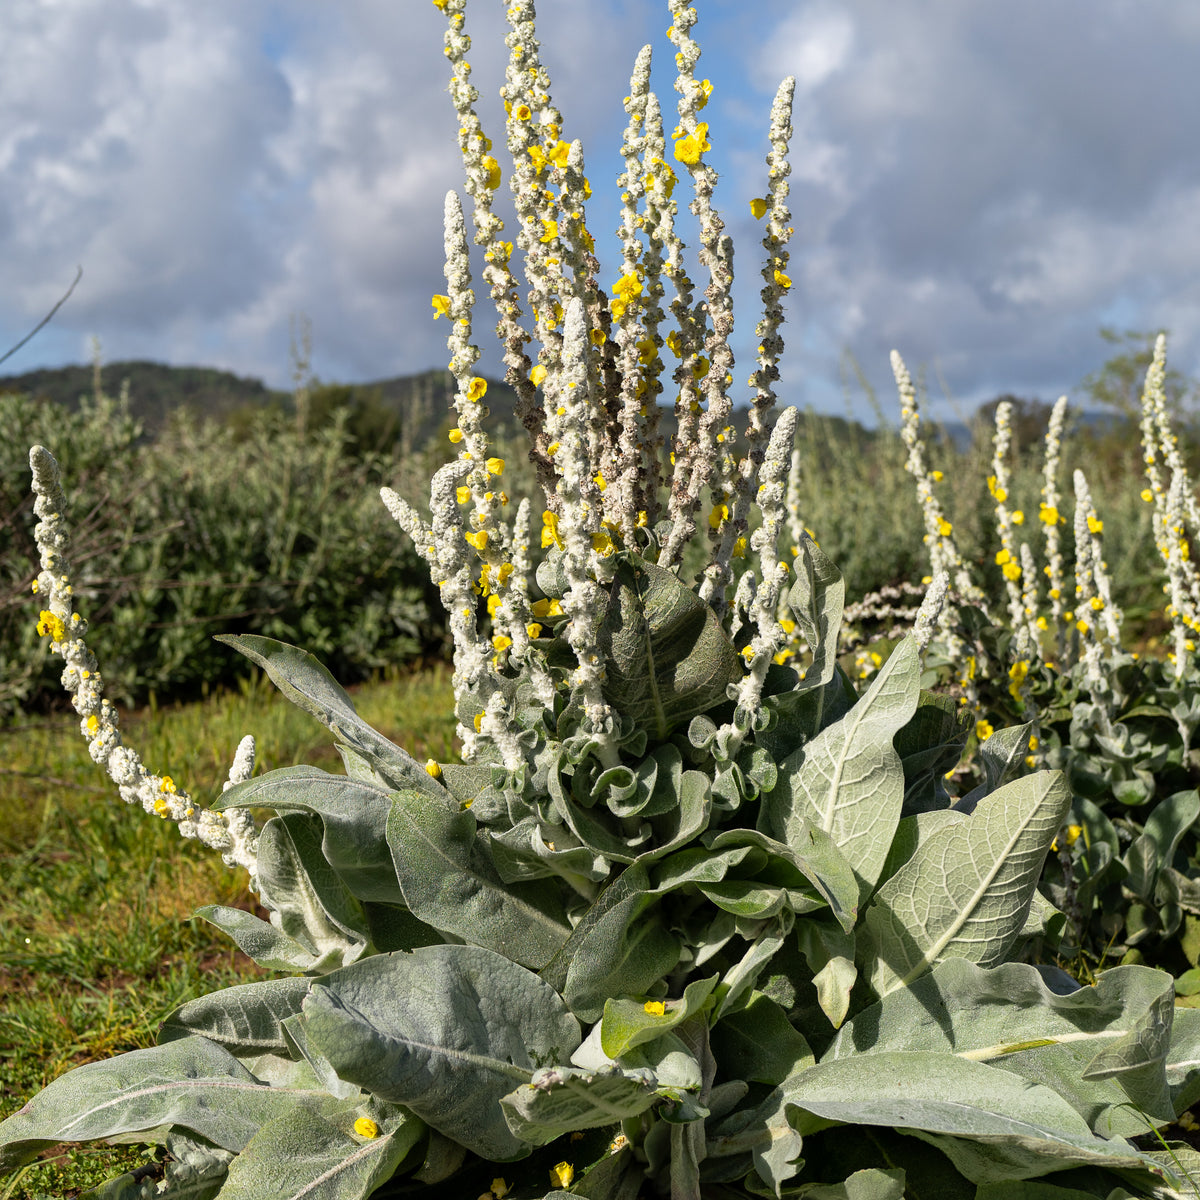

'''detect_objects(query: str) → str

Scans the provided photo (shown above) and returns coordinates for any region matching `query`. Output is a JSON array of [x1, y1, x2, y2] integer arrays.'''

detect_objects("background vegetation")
[[3, 330, 1198, 1194]]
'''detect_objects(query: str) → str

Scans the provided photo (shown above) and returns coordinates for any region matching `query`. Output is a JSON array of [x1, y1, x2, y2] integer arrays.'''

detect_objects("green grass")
[[0, 662, 457, 1198]]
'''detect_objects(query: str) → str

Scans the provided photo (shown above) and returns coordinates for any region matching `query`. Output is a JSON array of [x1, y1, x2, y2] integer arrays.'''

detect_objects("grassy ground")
[[0, 662, 457, 1199]]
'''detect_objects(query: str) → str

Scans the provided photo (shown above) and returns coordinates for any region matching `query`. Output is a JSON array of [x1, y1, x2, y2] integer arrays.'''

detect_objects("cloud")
[[1, 0, 1198, 424], [755, 0, 1200, 415]]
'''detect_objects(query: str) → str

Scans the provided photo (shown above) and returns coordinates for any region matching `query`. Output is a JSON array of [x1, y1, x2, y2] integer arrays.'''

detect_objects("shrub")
[[0, 386, 444, 719]]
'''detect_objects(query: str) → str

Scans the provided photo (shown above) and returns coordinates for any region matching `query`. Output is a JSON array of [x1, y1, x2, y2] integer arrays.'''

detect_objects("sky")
[[2, 0, 1200, 425]]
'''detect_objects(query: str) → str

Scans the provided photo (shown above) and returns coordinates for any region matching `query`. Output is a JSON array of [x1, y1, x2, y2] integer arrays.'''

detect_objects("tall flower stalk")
[[29, 446, 259, 878]]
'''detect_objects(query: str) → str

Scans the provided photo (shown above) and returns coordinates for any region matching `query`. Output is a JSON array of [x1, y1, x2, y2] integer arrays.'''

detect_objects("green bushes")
[[1, 386, 445, 719]]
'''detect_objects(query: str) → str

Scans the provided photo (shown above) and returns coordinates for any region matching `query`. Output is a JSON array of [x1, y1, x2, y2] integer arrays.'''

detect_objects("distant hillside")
[[0, 358, 902, 457], [0, 360, 286, 428]]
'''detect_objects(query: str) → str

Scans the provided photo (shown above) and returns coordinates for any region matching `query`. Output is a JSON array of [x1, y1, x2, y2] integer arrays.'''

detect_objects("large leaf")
[[214, 766, 401, 903], [215, 634, 445, 795], [785, 1051, 1163, 1181], [158, 976, 311, 1055], [386, 789, 570, 969], [768, 637, 921, 901], [216, 1102, 424, 1200], [539, 864, 681, 1024], [860, 769, 1070, 996], [0, 1036, 339, 1172], [301, 946, 581, 1161], [826, 958, 1178, 1135], [596, 553, 741, 740], [197, 813, 370, 974], [784, 532, 845, 691]]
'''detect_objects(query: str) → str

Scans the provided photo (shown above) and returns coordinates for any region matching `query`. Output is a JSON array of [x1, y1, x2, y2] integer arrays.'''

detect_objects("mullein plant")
[[9, 3, 1200, 1198], [887, 341, 1200, 978]]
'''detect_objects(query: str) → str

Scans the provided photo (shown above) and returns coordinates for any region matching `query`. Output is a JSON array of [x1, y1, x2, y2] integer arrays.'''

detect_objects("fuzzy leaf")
[[785, 1051, 1158, 1179], [955, 722, 1034, 814], [709, 993, 815, 1085], [0, 1036, 336, 1172], [827, 958, 1178, 1135], [600, 975, 718, 1058], [785, 532, 845, 690], [216, 1102, 424, 1200], [301, 946, 581, 1161], [597, 553, 741, 740], [158, 977, 311, 1055], [708, 826, 859, 932], [215, 766, 401, 903], [386, 789, 570, 969], [256, 813, 372, 960], [194, 904, 353, 975], [798, 1169, 906, 1200], [500, 1066, 659, 1145], [770, 637, 921, 902], [861, 770, 1070, 995], [215, 634, 445, 795]]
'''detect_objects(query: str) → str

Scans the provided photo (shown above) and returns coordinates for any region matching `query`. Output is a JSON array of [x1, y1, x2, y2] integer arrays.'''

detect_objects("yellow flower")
[[425, 760, 442, 778], [975, 719, 994, 741], [937, 518, 953, 537], [995, 549, 1011, 565], [490, 1180, 511, 1199], [550, 1163, 575, 1189], [1036, 616, 1048, 631], [594, 472, 607, 492], [732, 536, 747, 558], [36, 610, 66, 641], [541, 510, 562, 549], [456, 486, 470, 504], [466, 377, 488, 403], [1011, 510, 1024, 524], [1087, 515, 1103, 535], [492, 635, 513, 652], [539, 218, 558, 243], [773, 268, 791, 289], [643, 1000, 666, 1016], [526, 622, 543, 639], [709, 503, 728, 530], [473, 713, 483, 733], [531, 597, 563, 619], [1039, 504, 1059, 525], [1002, 561, 1021, 581], [672, 122, 710, 165], [481, 155, 501, 190], [465, 530, 489, 550], [86, 714, 99, 735], [431, 293, 452, 319], [931, 470, 944, 482], [1142, 488, 1154, 502], [513, 103, 531, 120], [449, 428, 464, 443], [160, 776, 178, 795], [530, 363, 547, 386], [486, 457, 504, 476], [547, 139, 571, 168], [749, 197, 768, 219]]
